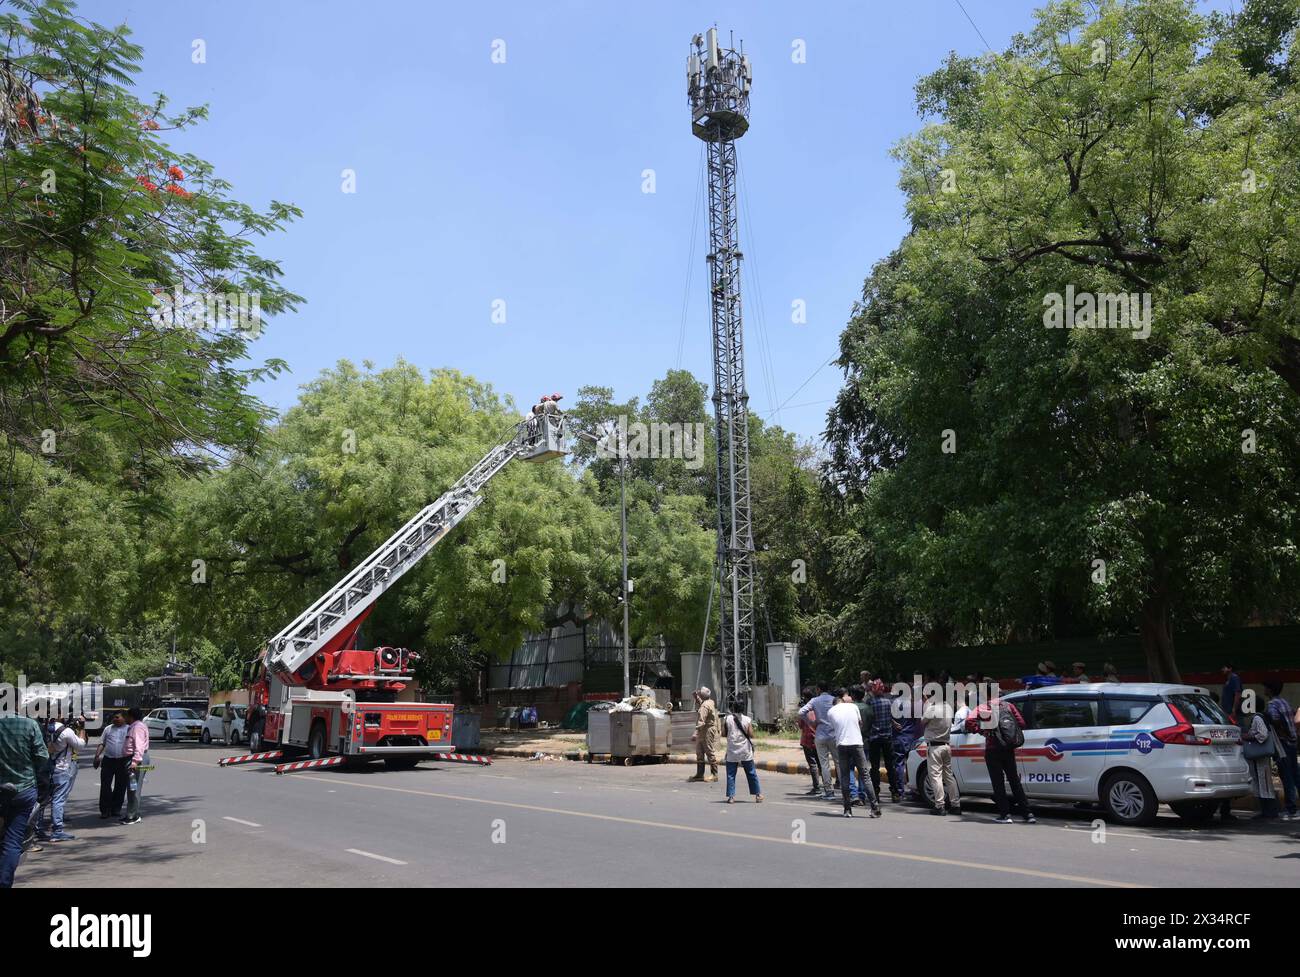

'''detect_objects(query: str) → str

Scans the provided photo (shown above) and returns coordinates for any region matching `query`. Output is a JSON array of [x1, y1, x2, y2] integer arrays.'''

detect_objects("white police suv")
[[908, 683, 1250, 825]]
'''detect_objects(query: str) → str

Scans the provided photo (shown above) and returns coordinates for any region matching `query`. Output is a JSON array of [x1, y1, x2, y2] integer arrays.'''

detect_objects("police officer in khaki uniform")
[[688, 687, 720, 783]]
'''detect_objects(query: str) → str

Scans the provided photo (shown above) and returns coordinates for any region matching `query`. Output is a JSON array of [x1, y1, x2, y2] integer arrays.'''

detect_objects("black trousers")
[[985, 745, 1030, 817], [837, 745, 877, 811], [868, 738, 899, 796], [802, 745, 822, 788], [99, 756, 128, 817]]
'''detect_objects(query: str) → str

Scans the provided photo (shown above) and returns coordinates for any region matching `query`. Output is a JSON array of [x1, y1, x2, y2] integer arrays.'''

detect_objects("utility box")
[[766, 642, 801, 715], [750, 685, 777, 725], [452, 710, 481, 751], [680, 652, 721, 701]]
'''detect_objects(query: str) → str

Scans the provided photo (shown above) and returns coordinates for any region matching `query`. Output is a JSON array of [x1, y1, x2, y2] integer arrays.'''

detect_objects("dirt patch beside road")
[[480, 725, 807, 767]]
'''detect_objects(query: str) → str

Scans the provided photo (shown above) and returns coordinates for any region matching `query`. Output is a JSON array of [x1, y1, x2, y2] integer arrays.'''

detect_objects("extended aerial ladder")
[[227, 402, 568, 774]]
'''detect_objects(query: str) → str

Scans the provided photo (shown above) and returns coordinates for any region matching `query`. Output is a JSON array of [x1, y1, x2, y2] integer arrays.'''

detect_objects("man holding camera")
[[35, 715, 86, 842]]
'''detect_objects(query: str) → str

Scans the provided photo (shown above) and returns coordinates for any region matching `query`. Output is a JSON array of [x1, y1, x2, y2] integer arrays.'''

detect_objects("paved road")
[[16, 744, 1300, 887]]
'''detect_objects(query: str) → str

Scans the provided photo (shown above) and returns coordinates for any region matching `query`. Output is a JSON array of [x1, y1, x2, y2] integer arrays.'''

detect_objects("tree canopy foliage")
[[0, 0, 300, 683], [824, 0, 1300, 680], [5, 0, 1294, 695]]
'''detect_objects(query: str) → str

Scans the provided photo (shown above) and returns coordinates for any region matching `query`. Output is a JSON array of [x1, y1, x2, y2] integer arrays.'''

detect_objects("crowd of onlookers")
[[0, 707, 152, 888], [788, 675, 1039, 821], [685, 672, 1035, 820], [690, 662, 1300, 824]]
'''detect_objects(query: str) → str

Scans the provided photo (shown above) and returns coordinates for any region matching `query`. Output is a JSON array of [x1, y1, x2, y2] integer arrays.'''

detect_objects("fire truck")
[[226, 402, 568, 775]]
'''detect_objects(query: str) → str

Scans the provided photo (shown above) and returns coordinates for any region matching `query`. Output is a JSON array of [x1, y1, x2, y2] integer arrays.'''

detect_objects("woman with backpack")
[[722, 700, 763, 805], [965, 697, 1036, 824]]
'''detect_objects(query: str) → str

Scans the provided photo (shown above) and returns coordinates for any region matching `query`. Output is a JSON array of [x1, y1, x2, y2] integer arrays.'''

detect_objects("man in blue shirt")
[[1220, 663, 1243, 724], [798, 682, 839, 800], [1265, 681, 1298, 820]]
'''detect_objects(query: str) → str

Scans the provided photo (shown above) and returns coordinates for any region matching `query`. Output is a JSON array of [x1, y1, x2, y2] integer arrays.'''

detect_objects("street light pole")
[[577, 424, 632, 701], [618, 433, 630, 700]]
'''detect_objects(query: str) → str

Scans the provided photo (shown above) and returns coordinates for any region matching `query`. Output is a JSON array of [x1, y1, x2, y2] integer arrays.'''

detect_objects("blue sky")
[[90, 0, 1228, 444]]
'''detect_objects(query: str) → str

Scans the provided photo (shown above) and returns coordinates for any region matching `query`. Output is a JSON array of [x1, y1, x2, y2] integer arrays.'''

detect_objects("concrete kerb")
[[488, 746, 810, 776]]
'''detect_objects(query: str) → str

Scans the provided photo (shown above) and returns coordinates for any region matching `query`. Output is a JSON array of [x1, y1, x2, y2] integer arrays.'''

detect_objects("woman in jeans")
[[722, 701, 763, 805]]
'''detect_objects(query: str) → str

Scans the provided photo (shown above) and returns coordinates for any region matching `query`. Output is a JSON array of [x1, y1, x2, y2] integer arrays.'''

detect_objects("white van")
[[907, 683, 1250, 825]]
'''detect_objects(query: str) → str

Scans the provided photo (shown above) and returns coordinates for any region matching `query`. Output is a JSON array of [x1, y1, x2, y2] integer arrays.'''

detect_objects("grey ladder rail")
[[264, 412, 563, 678]]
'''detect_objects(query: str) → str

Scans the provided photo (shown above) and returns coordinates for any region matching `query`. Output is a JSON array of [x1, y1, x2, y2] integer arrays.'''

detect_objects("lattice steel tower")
[[688, 29, 756, 708]]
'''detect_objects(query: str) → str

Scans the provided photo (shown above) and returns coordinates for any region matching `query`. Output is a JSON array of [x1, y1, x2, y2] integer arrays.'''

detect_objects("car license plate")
[[1213, 743, 1234, 754]]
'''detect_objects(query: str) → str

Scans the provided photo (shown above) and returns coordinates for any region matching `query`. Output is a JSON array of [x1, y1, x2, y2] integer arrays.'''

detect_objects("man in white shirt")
[[96, 711, 131, 819], [828, 689, 880, 818], [35, 716, 86, 842]]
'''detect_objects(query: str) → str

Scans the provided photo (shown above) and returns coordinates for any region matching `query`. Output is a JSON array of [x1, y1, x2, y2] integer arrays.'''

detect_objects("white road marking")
[[315, 776, 1140, 887], [1054, 825, 1202, 844], [586, 784, 652, 793], [345, 848, 407, 866], [153, 755, 1285, 861], [222, 816, 262, 828]]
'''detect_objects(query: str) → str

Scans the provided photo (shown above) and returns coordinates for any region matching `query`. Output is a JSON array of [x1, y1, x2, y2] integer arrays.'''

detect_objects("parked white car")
[[201, 704, 246, 744], [907, 683, 1250, 826], [145, 707, 206, 743]]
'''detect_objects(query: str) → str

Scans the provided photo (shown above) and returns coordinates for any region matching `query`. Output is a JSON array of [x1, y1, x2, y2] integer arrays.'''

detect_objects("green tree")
[[826, 0, 1300, 681], [160, 361, 616, 679], [0, 0, 301, 680], [0, 0, 301, 475], [575, 366, 834, 686]]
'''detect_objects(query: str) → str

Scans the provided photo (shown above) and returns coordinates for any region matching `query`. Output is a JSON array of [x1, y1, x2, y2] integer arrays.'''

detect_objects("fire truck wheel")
[[307, 721, 326, 760], [384, 757, 419, 771]]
